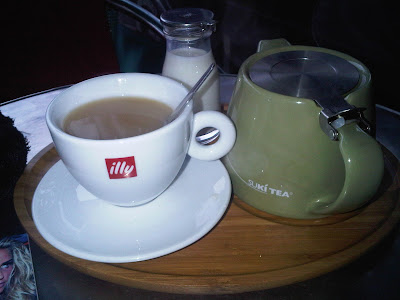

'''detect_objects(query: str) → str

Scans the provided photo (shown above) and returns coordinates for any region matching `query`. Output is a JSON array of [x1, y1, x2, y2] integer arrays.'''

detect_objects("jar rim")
[[160, 8, 215, 30]]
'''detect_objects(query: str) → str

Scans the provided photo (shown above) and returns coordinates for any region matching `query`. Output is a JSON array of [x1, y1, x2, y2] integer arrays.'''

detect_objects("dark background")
[[2, 0, 399, 110]]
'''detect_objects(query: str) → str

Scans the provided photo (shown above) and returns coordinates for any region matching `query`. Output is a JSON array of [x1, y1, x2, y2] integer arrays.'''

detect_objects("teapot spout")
[[257, 38, 291, 53]]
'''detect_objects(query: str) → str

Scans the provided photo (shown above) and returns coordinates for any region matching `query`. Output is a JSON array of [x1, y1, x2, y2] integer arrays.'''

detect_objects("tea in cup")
[[46, 73, 236, 206]]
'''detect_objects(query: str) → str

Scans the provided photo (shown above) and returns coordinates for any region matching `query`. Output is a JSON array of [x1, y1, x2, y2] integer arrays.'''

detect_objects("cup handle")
[[308, 122, 384, 215], [188, 111, 236, 161]]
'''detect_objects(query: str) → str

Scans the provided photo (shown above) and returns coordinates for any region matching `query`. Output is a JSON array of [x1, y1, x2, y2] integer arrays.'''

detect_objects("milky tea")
[[63, 97, 172, 140]]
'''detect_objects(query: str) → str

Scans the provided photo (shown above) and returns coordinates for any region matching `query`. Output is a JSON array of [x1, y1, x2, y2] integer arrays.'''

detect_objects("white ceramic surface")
[[46, 73, 236, 206], [32, 156, 231, 263]]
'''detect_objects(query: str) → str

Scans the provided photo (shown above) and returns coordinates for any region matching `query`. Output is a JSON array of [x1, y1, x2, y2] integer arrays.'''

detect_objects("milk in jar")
[[162, 47, 219, 112], [160, 8, 220, 112]]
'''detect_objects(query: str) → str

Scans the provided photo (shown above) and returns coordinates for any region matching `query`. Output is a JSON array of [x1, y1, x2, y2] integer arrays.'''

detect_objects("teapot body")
[[224, 43, 382, 219]]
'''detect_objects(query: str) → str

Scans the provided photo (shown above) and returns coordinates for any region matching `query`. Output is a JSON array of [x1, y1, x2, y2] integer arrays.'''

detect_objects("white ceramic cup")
[[46, 73, 236, 206]]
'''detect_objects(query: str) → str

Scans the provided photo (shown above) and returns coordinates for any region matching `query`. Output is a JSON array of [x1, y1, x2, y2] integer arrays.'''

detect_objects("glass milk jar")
[[160, 8, 220, 112]]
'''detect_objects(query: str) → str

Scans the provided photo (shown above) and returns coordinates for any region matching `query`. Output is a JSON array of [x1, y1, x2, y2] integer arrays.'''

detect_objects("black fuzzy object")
[[0, 111, 29, 236]]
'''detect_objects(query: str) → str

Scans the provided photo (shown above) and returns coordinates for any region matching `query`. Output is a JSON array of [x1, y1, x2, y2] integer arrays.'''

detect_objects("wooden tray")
[[14, 144, 400, 295]]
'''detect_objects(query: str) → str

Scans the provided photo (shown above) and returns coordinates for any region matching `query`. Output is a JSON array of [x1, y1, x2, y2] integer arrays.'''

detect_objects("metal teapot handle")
[[307, 122, 384, 215]]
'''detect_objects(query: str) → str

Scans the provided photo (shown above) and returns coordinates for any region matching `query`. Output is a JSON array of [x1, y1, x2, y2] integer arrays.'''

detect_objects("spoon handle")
[[166, 63, 215, 123]]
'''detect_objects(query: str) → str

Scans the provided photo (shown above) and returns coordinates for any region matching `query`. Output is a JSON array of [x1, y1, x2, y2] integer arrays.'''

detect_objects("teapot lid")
[[249, 50, 360, 101], [249, 50, 372, 141]]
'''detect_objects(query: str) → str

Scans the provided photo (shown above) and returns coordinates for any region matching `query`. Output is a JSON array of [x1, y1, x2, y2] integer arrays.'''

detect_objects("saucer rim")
[[31, 157, 231, 263]]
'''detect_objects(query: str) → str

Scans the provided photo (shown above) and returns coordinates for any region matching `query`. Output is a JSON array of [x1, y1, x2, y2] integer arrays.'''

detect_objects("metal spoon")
[[165, 63, 215, 124]]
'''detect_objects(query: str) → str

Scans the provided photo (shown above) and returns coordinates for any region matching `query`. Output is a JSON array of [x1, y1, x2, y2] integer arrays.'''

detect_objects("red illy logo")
[[105, 156, 137, 179]]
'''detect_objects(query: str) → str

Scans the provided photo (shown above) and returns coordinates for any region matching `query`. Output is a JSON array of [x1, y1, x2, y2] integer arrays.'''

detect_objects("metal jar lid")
[[160, 8, 216, 37]]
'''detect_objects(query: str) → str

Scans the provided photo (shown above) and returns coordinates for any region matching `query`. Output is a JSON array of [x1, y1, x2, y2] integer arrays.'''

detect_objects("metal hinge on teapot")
[[317, 95, 371, 140]]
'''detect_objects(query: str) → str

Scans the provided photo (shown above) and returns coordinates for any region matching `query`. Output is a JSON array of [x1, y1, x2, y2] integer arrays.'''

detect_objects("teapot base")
[[233, 196, 363, 226]]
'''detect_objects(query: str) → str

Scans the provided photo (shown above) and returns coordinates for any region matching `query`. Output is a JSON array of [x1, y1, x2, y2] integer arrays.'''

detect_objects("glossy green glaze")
[[308, 123, 384, 215], [223, 40, 384, 219]]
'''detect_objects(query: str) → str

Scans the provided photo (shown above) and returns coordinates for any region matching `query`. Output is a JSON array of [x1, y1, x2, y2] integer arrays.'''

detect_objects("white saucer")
[[32, 156, 231, 263]]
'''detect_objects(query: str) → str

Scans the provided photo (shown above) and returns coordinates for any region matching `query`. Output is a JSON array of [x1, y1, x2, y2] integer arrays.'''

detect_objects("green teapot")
[[224, 39, 384, 220]]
